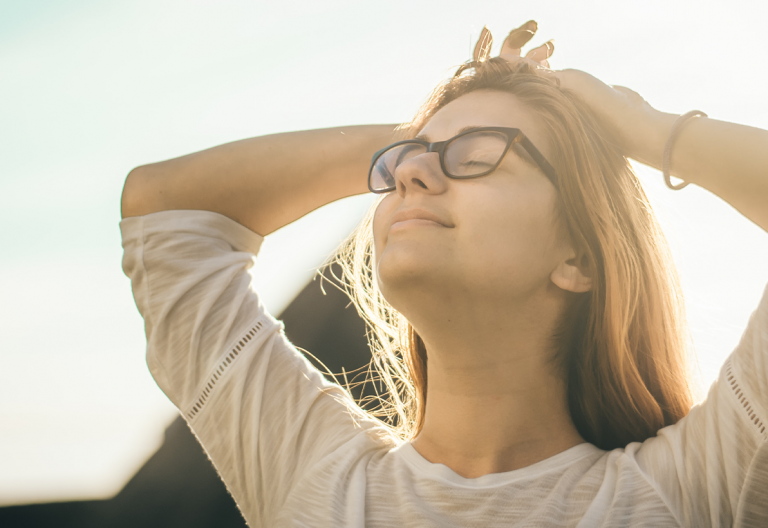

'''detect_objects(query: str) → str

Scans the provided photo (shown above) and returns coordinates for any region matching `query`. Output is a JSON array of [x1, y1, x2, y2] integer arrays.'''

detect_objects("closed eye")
[[458, 160, 493, 167]]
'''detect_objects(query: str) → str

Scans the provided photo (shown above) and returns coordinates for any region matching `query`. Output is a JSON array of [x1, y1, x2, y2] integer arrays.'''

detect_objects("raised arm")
[[490, 21, 768, 231], [119, 123, 399, 524], [639, 111, 768, 231], [120, 124, 398, 235], [552, 68, 768, 232]]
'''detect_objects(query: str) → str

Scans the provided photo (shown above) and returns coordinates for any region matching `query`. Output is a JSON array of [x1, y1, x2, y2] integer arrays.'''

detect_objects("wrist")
[[627, 109, 678, 170]]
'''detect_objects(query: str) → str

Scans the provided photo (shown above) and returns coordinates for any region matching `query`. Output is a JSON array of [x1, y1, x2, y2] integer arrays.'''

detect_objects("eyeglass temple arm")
[[517, 135, 558, 184]]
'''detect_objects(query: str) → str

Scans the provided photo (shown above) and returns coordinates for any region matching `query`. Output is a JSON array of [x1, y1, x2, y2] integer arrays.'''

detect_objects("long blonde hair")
[[331, 58, 693, 451]]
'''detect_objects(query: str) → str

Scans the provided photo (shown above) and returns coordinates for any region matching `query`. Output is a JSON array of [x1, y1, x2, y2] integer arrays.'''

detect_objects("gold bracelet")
[[662, 110, 708, 190]]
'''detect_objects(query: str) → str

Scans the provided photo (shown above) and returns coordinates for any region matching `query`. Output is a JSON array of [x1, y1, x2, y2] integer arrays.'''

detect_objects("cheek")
[[459, 185, 563, 289], [371, 195, 394, 260], [372, 195, 396, 262]]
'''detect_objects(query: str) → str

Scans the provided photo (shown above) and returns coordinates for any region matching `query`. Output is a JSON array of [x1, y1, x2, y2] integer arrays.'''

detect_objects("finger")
[[473, 26, 494, 62], [500, 20, 538, 57], [524, 40, 554, 63]]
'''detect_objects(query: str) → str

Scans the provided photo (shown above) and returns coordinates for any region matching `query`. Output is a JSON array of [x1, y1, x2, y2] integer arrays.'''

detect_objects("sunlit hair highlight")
[[330, 58, 694, 450]]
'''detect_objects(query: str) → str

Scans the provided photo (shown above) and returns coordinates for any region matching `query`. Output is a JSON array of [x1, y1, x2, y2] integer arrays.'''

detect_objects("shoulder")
[[584, 445, 683, 526]]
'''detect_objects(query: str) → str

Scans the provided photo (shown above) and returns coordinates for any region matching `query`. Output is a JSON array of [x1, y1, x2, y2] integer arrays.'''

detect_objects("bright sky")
[[1, 0, 767, 506]]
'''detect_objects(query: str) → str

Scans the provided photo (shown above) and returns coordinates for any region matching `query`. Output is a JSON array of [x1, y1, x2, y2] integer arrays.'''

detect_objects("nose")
[[393, 152, 449, 197]]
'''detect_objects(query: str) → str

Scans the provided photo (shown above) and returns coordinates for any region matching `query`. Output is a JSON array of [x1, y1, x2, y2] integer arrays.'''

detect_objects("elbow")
[[121, 164, 158, 219]]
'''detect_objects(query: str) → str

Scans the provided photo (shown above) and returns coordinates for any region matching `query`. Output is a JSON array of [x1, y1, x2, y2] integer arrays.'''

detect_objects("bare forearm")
[[554, 69, 768, 231], [640, 112, 768, 232], [120, 124, 398, 235]]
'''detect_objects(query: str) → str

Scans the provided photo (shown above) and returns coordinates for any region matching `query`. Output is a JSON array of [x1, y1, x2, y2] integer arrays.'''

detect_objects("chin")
[[376, 245, 443, 298]]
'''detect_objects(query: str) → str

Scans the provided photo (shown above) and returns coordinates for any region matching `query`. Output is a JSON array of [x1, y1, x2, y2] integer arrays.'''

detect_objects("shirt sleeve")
[[120, 210, 386, 526], [635, 281, 768, 527]]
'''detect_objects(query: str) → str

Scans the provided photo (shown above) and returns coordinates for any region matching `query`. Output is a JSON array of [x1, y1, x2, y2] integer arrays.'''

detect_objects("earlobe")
[[551, 254, 593, 293]]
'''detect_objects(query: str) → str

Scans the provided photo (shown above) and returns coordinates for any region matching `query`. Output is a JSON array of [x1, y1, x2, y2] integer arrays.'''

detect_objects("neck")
[[406, 291, 585, 479]]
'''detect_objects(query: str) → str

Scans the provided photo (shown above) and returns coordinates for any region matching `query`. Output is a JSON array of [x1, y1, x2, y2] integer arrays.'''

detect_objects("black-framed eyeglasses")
[[368, 126, 557, 194]]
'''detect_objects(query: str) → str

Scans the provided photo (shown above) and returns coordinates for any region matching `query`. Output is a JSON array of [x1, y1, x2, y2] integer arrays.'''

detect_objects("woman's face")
[[372, 89, 574, 313]]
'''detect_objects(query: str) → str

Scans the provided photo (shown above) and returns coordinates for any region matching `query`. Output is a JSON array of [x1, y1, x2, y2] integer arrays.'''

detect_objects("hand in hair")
[[498, 20, 554, 69], [479, 21, 768, 232], [465, 21, 554, 73], [471, 21, 662, 168]]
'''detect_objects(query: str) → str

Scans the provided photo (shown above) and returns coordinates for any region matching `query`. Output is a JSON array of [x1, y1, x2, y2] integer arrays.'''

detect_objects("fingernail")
[[505, 24, 537, 48], [522, 20, 538, 33]]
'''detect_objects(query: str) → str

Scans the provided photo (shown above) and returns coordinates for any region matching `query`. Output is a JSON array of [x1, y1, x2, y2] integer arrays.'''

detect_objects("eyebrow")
[[414, 125, 485, 142], [415, 125, 538, 167]]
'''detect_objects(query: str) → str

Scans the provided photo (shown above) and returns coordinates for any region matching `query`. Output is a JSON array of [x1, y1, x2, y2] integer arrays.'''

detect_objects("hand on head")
[[466, 20, 554, 73], [498, 20, 554, 68], [467, 21, 665, 166]]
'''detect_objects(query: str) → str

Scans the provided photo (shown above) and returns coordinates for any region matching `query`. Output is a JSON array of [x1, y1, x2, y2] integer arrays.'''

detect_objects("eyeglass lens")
[[369, 130, 510, 192]]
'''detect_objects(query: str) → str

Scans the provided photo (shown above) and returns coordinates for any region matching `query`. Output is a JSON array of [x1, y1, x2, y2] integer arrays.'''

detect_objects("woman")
[[120, 21, 768, 527]]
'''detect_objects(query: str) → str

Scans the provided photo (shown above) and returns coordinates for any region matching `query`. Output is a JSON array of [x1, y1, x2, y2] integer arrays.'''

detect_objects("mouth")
[[389, 208, 453, 231], [389, 218, 445, 231]]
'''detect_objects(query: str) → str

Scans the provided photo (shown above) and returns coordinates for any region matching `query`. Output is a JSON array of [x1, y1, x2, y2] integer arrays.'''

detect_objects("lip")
[[389, 208, 453, 231], [390, 218, 444, 231]]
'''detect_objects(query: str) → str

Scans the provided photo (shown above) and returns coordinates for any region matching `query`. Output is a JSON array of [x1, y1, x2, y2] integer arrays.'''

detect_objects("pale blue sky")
[[1, 0, 767, 505]]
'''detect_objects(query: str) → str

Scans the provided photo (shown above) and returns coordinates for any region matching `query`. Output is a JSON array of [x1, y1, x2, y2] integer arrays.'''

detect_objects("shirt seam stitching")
[[184, 315, 271, 421], [724, 356, 768, 440]]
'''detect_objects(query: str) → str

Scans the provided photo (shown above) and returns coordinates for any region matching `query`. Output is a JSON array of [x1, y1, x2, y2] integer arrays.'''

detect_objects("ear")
[[550, 249, 593, 293]]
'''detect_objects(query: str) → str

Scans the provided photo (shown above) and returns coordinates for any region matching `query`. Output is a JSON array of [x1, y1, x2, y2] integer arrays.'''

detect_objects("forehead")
[[417, 89, 552, 160]]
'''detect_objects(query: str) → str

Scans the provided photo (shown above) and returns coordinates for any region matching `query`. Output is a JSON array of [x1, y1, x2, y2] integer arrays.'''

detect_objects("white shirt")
[[120, 209, 768, 527]]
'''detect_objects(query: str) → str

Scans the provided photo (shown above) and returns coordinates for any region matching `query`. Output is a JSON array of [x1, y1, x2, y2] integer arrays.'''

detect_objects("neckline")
[[393, 441, 603, 489]]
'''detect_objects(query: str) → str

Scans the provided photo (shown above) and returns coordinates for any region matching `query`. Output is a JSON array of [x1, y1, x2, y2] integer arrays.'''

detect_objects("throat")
[[410, 428, 586, 479]]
